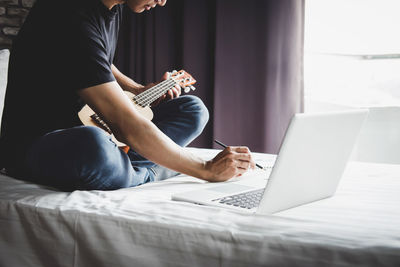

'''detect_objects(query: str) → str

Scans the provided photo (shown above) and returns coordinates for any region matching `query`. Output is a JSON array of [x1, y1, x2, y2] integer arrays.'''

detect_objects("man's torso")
[[0, 0, 123, 170]]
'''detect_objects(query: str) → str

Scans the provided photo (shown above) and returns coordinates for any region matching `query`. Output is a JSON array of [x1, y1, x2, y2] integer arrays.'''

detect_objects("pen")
[[214, 139, 265, 170]]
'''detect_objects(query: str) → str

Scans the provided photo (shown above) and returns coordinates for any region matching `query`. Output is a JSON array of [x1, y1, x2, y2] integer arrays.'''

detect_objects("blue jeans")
[[24, 95, 209, 191]]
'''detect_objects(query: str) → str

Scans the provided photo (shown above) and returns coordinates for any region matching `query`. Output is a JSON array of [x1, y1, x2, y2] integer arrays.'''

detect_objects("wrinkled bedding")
[[1, 148, 399, 267]]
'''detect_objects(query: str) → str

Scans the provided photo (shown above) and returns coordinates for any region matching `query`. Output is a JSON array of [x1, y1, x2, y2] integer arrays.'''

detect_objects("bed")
[[1, 48, 400, 266], [1, 147, 400, 267]]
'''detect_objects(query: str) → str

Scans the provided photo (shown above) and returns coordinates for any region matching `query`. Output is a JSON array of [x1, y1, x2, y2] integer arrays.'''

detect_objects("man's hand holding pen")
[[204, 145, 256, 182]]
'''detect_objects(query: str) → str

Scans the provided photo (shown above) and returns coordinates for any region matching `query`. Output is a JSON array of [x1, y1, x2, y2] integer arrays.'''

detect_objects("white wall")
[[0, 49, 10, 132], [305, 99, 400, 164]]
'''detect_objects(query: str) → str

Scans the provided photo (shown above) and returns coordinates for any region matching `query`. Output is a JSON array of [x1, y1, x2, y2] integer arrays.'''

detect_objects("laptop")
[[172, 110, 369, 214]]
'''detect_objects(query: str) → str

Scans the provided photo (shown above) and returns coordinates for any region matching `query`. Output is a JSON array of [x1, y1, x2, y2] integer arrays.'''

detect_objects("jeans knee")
[[75, 126, 112, 149], [73, 127, 130, 190], [180, 95, 209, 135]]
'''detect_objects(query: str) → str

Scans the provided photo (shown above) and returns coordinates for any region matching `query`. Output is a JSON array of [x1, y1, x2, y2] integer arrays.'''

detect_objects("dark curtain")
[[114, 0, 304, 154]]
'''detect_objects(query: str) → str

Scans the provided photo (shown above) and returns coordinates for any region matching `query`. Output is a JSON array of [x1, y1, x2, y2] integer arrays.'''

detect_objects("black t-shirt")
[[0, 0, 123, 170]]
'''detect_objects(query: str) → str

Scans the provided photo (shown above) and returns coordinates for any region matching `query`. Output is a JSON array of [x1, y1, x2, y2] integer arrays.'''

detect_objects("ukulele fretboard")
[[132, 78, 176, 107]]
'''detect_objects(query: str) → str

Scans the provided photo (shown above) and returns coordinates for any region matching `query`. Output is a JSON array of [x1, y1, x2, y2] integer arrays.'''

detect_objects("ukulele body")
[[78, 91, 153, 147]]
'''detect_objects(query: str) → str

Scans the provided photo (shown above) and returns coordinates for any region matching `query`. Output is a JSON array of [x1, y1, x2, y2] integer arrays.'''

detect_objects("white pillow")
[[0, 49, 10, 130]]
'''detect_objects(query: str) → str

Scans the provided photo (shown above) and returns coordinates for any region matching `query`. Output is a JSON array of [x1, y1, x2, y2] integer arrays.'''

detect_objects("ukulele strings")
[[141, 79, 176, 107], [133, 79, 176, 107], [134, 79, 172, 107], [132, 81, 164, 106]]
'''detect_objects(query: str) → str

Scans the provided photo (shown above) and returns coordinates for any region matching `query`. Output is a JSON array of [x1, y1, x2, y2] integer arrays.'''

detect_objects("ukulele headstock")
[[168, 70, 197, 93]]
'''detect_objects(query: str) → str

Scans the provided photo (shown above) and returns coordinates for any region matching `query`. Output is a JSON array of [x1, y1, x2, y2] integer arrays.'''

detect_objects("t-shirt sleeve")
[[68, 22, 115, 91]]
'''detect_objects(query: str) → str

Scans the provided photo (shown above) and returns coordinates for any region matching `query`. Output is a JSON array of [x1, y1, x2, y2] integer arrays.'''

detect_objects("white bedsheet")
[[0, 148, 399, 267]]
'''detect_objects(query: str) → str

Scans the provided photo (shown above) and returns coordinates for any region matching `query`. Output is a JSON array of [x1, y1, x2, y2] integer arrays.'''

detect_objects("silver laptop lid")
[[258, 110, 369, 214]]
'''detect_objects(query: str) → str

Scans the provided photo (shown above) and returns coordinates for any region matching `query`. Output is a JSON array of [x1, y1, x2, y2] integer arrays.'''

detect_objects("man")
[[0, 0, 255, 191]]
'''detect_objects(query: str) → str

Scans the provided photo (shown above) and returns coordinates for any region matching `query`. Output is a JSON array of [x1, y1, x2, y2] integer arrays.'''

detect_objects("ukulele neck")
[[133, 78, 176, 107]]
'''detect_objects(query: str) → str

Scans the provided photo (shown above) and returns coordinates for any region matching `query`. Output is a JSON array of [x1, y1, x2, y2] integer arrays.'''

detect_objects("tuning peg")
[[190, 85, 196, 91], [184, 87, 191, 93], [172, 70, 178, 74]]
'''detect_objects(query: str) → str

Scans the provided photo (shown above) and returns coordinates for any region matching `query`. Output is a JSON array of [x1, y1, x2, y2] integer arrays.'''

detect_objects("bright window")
[[304, 0, 400, 111]]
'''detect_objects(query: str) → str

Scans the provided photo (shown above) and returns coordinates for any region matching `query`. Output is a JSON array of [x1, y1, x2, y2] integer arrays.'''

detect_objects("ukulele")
[[78, 70, 196, 150]]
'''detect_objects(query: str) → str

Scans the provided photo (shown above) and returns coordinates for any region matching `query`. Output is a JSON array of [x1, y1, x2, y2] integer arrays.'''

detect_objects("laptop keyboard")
[[212, 188, 264, 209]]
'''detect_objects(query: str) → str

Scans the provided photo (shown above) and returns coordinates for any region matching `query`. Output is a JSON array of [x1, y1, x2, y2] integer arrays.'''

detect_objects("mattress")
[[0, 148, 399, 267]]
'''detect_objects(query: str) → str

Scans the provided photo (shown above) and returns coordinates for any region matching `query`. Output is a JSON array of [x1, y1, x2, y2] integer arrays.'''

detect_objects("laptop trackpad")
[[208, 184, 254, 194]]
